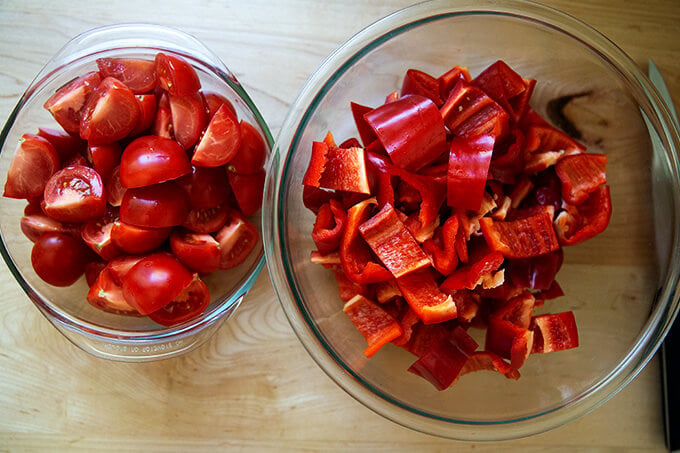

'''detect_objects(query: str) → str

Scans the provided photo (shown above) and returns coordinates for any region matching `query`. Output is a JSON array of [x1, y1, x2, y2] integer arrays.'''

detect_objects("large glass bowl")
[[264, 0, 680, 441], [0, 24, 273, 361]]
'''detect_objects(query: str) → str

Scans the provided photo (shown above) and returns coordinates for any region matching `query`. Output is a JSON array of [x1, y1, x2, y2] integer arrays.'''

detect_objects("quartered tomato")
[[191, 103, 241, 167], [129, 94, 158, 136], [182, 203, 230, 234], [121, 252, 194, 315], [169, 229, 221, 273], [227, 170, 264, 216], [148, 277, 210, 326], [31, 233, 92, 286], [152, 106, 173, 139], [79, 77, 140, 145], [110, 220, 171, 254], [87, 268, 141, 316], [119, 135, 191, 188], [96, 57, 157, 94], [215, 210, 258, 269], [169, 92, 208, 150], [37, 127, 85, 160], [43, 71, 102, 134], [120, 181, 189, 227], [20, 214, 81, 243], [87, 142, 121, 183], [107, 255, 144, 285], [3, 134, 60, 199], [226, 121, 267, 175], [81, 208, 121, 261], [43, 165, 106, 223], [176, 165, 232, 209], [155, 52, 201, 97], [105, 165, 126, 207], [203, 91, 236, 118]]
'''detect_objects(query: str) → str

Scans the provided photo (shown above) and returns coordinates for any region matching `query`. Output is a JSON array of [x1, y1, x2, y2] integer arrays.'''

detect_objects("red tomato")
[[37, 127, 85, 160], [119, 136, 191, 188], [191, 104, 241, 167], [87, 142, 121, 183], [152, 106, 173, 139], [155, 52, 201, 97], [176, 165, 231, 209], [129, 94, 158, 136], [110, 220, 170, 254], [227, 170, 265, 216], [3, 134, 60, 199], [226, 121, 267, 175], [85, 260, 107, 287], [81, 208, 121, 261], [169, 92, 208, 150], [169, 229, 221, 273], [31, 233, 92, 286], [80, 77, 140, 145], [182, 203, 229, 234], [120, 181, 189, 227], [20, 214, 81, 243], [107, 255, 144, 285], [215, 210, 259, 269], [87, 268, 141, 316], [43, 71, 102, 134], [96, 58, 157, 94], [121, 252, 194, 315], [43, 165, 106, 223], [105, 165, 126, 207], [203, 91, 236, 118], [63, 153, 89, 167], [148, 277, 210, 326]]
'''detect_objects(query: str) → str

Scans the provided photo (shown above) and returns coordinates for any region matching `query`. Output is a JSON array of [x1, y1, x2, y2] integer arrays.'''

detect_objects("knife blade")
[[650, 59, 680, 453]]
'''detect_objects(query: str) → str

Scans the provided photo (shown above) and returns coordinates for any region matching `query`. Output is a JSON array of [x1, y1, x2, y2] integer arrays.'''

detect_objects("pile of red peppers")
[[302, 60, 611, 390]]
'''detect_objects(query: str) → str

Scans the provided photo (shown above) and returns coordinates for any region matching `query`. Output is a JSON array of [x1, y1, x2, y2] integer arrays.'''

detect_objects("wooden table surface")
[[0, 0, 679, 451]]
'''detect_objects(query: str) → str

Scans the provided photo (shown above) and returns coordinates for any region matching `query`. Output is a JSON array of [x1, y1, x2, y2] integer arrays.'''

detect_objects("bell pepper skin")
[[401, 69, 443, 107], [447, 134, 495, 211], [422, 215, 459, 276], [440, 79, 509, 139], [364, 94, 448, 172], [318, 146, 371, 194], [350, 102, 377, 146], [460, 351, 520, 380], [438, 65, 471, 101], [359, 203, 431, 279], [505, 248, 563, 290], [530, 311, 579, 353], [480, 210, 560, 259], [396, 269, 457, 324], [302, 140, 329, 187], [312, 199, 347, 254], [343, 294, 403, 358], [472, 60, 535, 124], [554, 184, 612, 246], [440, 250, 504, 292], [524, 124, 586, 155], [554, 153, 607, 205]]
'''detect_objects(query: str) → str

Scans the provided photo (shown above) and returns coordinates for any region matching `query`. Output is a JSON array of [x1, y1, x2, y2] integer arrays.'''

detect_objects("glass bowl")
[[264, 0, 680, 441], [0, 24, 272, 361]]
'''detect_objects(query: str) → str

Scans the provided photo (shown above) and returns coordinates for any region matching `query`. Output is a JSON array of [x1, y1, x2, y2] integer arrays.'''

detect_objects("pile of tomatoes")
[[3, 51, 267, 326]]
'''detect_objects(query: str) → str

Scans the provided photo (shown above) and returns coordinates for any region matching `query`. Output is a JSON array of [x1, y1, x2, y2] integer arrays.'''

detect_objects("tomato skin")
[[105, 165, 126, 207], [37, 127, 85, 160], [227, 170, 265, 216], [148, 277, 210, 326], [43, 71, 102, 134], [79, 77, 140, 145], [215, 209, 259, 269], [43, 165, 107, 223], [31, 233, 92, 286], [191, 104, 241, 167], [203, 91, 236, 118], [81, 208, 121, 261], [4, 134, 60, 199], [110, 220, 171, 254], [121, 252, 194, 315], [169, 92, 208, 150], [85, 260, 107, 287], [182, 203, 230, 234], [152, 106, 174, 139], [120, 181, 189, 227], [87, 268, 141, 316], [119, 136, 191, 188], [87, 142, 121, 184], [177, 165, 231, 209], [20, 214, 81, 243], [107, 255, 144, 285], [226, 121, 267, 175], [169, 229, 221, 273], [129, 94, 158, 137], [96, 58, 157, 94], [155, 53, 201, 97]]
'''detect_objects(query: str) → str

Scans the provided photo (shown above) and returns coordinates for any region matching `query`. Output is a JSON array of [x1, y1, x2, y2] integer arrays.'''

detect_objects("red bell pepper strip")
[[334, 269, 373, 302], [340, 198, 392, 284], [438, 65, 471, 101], [472, 61, 528, 121], [365, 151, 395, 207], [318, 146, 371, 194], [396, 268, 457, 324], [485, 317, 534, 370], [505, 248, 563, 290], [359, 203, 431, 279], [302, 140, 329, 187], [460, 351, 520, 380], [339, 137, 362, 149], [343, 294, 403, 358], [530, 311, 579, 353], [422, 215, 459, 276], [440, 250, 504, 292], [446, 290, 481, 323], [528, 167, 563, 212], [401, 68, 443, 107], [302, 185, 336, 215], [447, 134, 495, 211], [440, 79, 509, 139], [391, 165, 446, 232], [480, 210, 560, 258], [401, 322, 450, 358], [391, 308, 421, 346], [554, 184, 612, 246], [350, 102, 377, 146], [364, 94, 448, 171], [454, 212, 469, 264], [312, 199, 347, 254], [408, 326, 479, 390], [310, 250, 341, 269], [554, 153, 607, 205], [375, 279, 402, 303], [490, 290, 536, 330], [524, 124, 586, 155]]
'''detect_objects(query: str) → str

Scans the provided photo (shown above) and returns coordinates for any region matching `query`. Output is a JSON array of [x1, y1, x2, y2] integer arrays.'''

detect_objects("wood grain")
[[0, 0, 678, 451]]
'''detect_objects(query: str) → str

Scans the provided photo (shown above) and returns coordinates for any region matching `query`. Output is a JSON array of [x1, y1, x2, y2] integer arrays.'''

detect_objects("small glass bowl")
[[264, 0, 680, 441], [0, 24, 272, 361]]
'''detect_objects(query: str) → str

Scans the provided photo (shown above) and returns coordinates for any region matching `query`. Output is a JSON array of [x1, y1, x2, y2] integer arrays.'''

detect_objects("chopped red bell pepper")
[[365, 94, 448, 171], [530, 311, 579, 353], [528, 167, 563, 212], [440, 79, 509, 139], [401, 322, 450, 358], [396, 268, 457, 324], [490, 128, 524, 184], [375, 279, 402, 303], [472, 60, 532, 123], [505, 249, 563, 290], [446, 290, 481, 323], [334, 269, 373, 302], [390, 165, 446, 232], [302, 185, 336, 215], [391, 308, 421, 346], [343, 294, 403, 358], [438, 65, 471, 101], [312, 199, 347, 254], [401, 68, 442, 107], [554, 153, 607, 205], [339, 137, 362, 149], [318, 146, 371, 194], [340, 198, 392, 284], [460, 351, 520, 380], [524, 124, 586, 155], [350, 102, 377, 146], [447, 134, 495, 211], [302, 140, 329, 187], [310, 250, 341, 268], [485, 317, 534, 370], [490, 289, 536, 329], [358, 203, 431, 278], [480, 210, 559, 258], [422, 215, 459, 275], [554, 184, 612, 246], [440, 250, 504, 291]]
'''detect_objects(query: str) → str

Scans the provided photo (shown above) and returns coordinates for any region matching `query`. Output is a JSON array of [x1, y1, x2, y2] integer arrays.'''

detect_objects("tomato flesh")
[[215, 210, 259, 269], [87, 268, 141, 316], [226, 121, 267, 175], [155, 52, 201, 97], [43, 165, 106, 223], [170, 92, 208, 150], [43, 71, 102, 134], [4, 134, 60, 199], [227, 170, 265, 216], [96, 58, 157, 94], [182, 203, 230, 234], [148, 277, 210, 326], [79, 77, 140, 145], [37, 127, 85, 160], [192, 104, 241, 167], [170, 229, 221, 273], [81, 208, 121, 261]]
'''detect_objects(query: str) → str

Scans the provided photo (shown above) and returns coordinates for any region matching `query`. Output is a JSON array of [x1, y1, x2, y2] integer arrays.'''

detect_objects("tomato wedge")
[[215, 210, 259, 269], [96, 57, 157, 94], [129, 94, 158, 136], [81, 208, 121, 261], [120, 181, 189, 228], [37, 127, 85, 160], [43, 71, 102, 134], [79, 77, 140, 145], [87, 268, 141, 316], [43, 165, 106, 223], [169, 229, 221, 273], [87, 142, 121, 183], [119, 136, 191, 188], [169, 92, 208, 150], [105, 165, 126, 207], [148, 277, 210, 326], [182, 203, 230, 234], [203, 91, 237, 118], [155, 52, 201, 97], [31, 233, 92, 287], [110, 220, 171, 254], [177, 165, 232, 209], [226, 121, 267, 175], [4, 134, 60, 199], [20, 214, 81, 243], [227, 170, 264, 216], [192, 104, 241, 167]]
